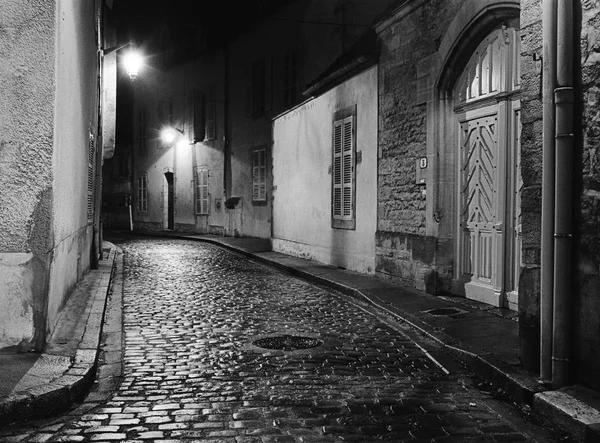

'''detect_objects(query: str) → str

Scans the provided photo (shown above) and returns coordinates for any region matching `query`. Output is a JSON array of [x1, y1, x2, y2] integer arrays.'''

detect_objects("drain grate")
[[252, 334, 323, 351], [424, 307, 467, 317]]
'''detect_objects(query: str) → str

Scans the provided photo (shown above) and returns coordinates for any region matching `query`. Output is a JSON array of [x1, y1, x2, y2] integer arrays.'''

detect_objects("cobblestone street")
[[0, 237, 565, 442]]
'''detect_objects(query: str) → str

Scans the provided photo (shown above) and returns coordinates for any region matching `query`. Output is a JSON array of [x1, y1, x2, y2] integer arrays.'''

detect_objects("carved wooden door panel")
[[458, 111, 502, 303], [453, 25, 521, 308]]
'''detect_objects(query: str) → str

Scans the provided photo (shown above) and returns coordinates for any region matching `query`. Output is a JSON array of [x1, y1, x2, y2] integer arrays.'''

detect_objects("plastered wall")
[[0, 0, 99, 350], [272, 67, 378, 274]]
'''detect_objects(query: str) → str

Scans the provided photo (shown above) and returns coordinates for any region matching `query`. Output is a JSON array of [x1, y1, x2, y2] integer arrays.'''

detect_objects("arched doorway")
[[452, 24, 521, 309]]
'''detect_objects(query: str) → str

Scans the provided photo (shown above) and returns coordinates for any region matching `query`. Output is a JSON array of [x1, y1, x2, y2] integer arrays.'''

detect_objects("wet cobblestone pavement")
[[0, 238, 564, 442]]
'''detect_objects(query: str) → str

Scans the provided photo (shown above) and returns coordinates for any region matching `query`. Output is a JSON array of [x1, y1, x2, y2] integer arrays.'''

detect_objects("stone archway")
[[419, 0, 521, 308]]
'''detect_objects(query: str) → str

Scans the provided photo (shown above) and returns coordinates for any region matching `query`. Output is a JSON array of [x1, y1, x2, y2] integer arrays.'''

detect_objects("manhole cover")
[[425, 307, 467, 316], [252, 334, 323, 351]]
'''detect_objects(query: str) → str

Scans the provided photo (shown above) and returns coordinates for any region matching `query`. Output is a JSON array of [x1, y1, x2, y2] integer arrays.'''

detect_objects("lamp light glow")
[[123, 50, 143, 81], [162, 128, 176, 144]]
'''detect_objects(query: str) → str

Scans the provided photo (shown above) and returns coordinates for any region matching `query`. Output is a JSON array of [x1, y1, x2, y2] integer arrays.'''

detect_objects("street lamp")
[[161, 127, 186, 146], [101, 42, 143, 81], [123, 50, 143, 81]]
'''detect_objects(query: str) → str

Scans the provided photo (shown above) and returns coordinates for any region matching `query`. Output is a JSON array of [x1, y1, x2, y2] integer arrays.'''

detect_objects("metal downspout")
[[541, 0, 557, 383], [552, 0, 575, 388]]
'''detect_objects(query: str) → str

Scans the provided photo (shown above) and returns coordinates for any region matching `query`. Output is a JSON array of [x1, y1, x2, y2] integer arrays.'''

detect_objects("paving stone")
[[0, 238, 566, 443]]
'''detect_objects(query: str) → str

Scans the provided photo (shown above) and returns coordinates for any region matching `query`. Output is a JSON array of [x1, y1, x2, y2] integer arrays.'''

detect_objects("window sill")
[[332, 219, 356, 230]]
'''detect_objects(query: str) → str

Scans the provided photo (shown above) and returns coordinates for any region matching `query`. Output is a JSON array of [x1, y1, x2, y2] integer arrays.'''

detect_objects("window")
[[137, 173, 148, 213], [205, 84, 216, 141], [284, 50, 298, 107], [252, 148, 267, 202], [246, 58, 272, 118], [157, 99, 173, 125], [189, 89, 205, 143], [194, 166, 209, 215], [332, 106, 356, 229], [137, 108, 147, 155]]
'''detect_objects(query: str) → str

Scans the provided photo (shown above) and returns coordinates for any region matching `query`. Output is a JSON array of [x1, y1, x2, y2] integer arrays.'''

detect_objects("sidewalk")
[[2, 231, 600, 442], [0, 242, 117, 428]]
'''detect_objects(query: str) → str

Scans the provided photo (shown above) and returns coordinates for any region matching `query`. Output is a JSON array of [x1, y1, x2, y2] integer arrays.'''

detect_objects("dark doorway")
[[165, 172, 174, 230]]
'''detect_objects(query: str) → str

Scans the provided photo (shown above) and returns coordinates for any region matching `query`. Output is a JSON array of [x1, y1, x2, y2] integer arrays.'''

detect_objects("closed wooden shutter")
[[332, 115, 354, 223], [137, 173, 147, 213], [252, 149, 267, 201], [200, 168, 209, 214], [193, 90, 205, 143], [87, 133, 95, 221], [333, 121, 343, 217], [205, 85, 216, 140], [342, 117, 353, 218]]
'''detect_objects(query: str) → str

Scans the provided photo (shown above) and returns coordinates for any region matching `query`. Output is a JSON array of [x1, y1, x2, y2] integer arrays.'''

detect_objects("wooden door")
[[453, 26, 521, 308]]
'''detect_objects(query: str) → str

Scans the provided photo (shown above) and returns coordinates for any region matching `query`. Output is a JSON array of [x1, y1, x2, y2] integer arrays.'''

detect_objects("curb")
[[0, 245, 117, 427]]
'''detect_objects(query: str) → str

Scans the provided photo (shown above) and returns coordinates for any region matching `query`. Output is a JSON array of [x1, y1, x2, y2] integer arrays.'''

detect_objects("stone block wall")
[[375, 0, 461, 291], [517, 0, 543, 372], [577, 1, 600, 390]]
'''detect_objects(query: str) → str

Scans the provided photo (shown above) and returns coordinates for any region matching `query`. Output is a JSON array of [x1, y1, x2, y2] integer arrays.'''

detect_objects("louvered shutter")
[[196, 91, 206, 142], [259, 149, 266, 200], [333, 121, 343, 218], [342, 117, 353, 218], [194, 167, 201, 213], [187, 92, 194, 144], [265, 56, 272, 112], [252, 150, 259, 200], [205, 85, 216, 140], [332, 115, 354, 222], [137, 174, 147, 213], [87, 133, 95, 221], [201, 168, 209, 214]]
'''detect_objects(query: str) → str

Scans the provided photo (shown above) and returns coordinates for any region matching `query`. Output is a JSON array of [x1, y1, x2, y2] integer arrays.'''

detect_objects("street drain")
[[252, 334, 323, 351], [424, 307, 467, 317]]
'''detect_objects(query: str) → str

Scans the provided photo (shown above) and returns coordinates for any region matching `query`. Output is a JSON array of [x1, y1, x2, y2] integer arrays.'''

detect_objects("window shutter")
[[259, 149, 266, 200], [187, 92, 194, 144], [194, 166, 201, 213], [252, 150, 259, 200], [138, 109, 146, 154], [157, 100, 164, 122], [332, 121, 343, 218], [245, 66, 253, 118], [87, 133, 95, 221], [265, 56, 272, 112], [284, 50, 298, 106], [167, 99, 173, 125], [193, 90, 206, 143], [205, 84, 216, 140], [201, 169, 209, 214], [342, 116, 353, 218], [137, 173, 148, 213]]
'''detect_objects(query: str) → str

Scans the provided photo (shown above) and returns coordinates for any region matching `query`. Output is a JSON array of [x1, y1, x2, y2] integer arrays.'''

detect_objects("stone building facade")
[[375, 0, 600, 387]]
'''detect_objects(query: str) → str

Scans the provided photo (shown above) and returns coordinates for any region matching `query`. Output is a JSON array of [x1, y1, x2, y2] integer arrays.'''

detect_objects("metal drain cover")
[[252, 334, 323, 351], [424, 307, 467, 316]]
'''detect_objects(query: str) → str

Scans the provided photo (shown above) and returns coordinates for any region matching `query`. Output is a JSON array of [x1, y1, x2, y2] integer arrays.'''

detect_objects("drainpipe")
[[552, 0, 574, 388], [540, 0, 557, 383]]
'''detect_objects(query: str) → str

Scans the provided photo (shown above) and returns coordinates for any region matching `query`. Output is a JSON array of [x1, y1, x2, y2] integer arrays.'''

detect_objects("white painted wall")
[[48, 0, 99, 334], [272, 66, 378, 274]]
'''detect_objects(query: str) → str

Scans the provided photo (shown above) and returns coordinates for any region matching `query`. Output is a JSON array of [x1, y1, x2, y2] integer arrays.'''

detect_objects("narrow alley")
[[0, 236, 566, 442]]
